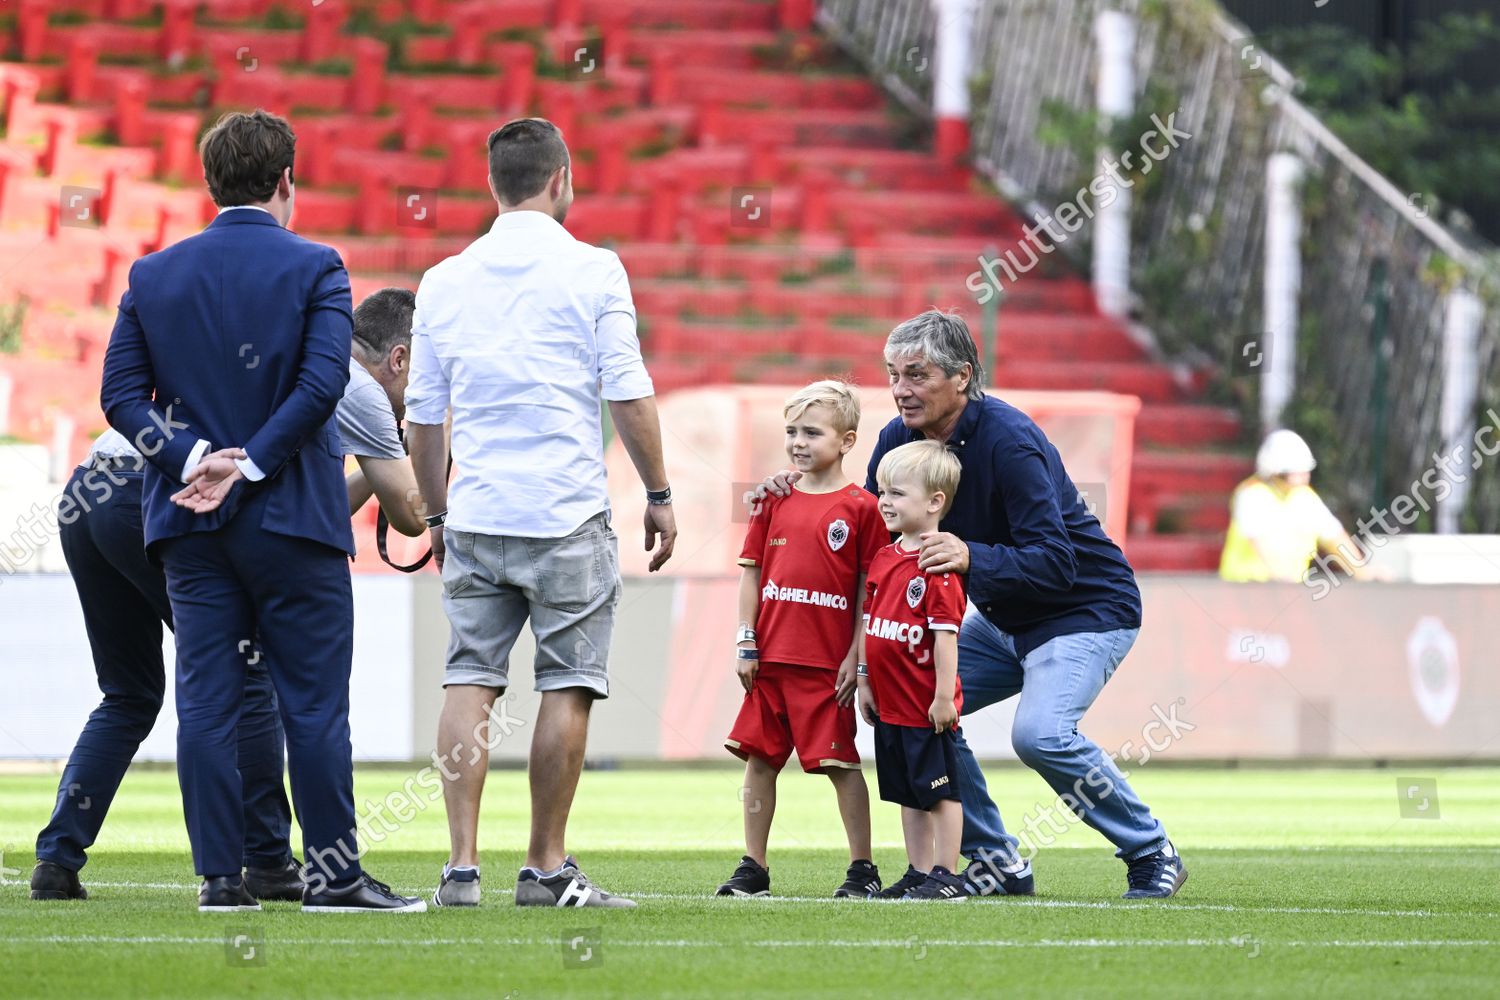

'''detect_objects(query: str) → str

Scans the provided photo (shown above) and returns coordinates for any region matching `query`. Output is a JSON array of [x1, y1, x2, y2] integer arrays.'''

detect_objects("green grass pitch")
[[1, 764, 1497, 998]]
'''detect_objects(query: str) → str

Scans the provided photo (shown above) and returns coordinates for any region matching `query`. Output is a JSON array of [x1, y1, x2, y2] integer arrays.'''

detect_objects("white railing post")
[[932, 0, 977, 162], [50, 414, 75, 483], [1092, 10, 1135, 319], [1438, 288, 1483, 534], [1262, 152, 1304, 432], [0, 372, 12, 438]]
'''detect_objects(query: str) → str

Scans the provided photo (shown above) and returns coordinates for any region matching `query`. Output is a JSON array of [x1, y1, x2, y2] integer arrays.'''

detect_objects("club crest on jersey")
[[906, 576, 926, 609], [827, 518, 849, 552]]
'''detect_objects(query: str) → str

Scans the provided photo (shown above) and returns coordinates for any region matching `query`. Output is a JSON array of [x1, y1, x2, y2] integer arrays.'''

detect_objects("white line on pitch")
[[4, 878, 1495, 920], [0, 935, 1495, 950]]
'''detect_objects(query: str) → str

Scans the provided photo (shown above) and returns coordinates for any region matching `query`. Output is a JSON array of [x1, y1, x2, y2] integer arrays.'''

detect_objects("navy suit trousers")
[[159, 489, 361, 883], [36, 465, 292, 872]]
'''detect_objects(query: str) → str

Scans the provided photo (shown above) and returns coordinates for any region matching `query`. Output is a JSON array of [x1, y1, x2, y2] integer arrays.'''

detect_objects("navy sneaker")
[[963, 851, 1036, 897], [516, 856, 636, 908], [715, 856, 770, 898], [1123, 840, 1187, 899], [432, 865, 481, 907], [875, 865, 927, 900], [903, 866, 967, 902], [832, 859, 881, 899]]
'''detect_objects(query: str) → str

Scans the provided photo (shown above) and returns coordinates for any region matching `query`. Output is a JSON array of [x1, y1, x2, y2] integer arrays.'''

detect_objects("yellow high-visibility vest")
[[1218, 476, 1341, 582]]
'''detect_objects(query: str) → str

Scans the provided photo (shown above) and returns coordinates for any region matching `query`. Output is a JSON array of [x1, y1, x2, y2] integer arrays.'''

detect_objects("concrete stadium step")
[[674, 67, 883, 111], [1123, 532, 1226, 572], [619, 29, 842, 71], [994, 314, 1145, 363], [997, 361, 1187, 402], [1134, 403, 1243, 449], [777, 147, 969, 191], [1131, 451, 1253, 500], [581, 0, 781, 30], [1135, 492, 1234, 535]]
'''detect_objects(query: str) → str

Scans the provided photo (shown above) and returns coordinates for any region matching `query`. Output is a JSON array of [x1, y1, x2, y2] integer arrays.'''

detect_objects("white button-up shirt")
[[405, 210, 654, 538]]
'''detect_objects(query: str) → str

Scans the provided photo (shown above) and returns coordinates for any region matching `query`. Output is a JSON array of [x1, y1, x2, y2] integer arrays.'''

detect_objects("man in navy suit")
[[100, 109, 423, 913]]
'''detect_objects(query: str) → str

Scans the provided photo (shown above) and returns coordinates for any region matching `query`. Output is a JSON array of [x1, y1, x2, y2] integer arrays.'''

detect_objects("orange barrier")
[[605, 385, 1141, 577]]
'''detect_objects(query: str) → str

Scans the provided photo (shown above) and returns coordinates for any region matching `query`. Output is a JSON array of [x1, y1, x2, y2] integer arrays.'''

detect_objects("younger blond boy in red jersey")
[[718, 381, 886, 899], [859, 440, 968, 901]]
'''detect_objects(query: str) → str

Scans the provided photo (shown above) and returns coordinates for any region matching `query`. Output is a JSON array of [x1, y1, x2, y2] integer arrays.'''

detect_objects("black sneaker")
[[833, 859, 881, 898], [903, 866, 968, 902], [303, 872, 427, 913], [875, 865, 927, 900], [515, 856, 636, 908], [198, 875, 261, 912], [30, 861, 87, 901], [963, 851, 1036, 897], [715, 856, 770, 897], [1123, 840, 1187, 899], [243, 859, 304, 902]]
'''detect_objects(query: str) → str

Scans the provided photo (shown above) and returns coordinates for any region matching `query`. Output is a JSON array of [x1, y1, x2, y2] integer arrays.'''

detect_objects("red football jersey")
[[738, 484, 887, 670], [863, 542, 967, 727]]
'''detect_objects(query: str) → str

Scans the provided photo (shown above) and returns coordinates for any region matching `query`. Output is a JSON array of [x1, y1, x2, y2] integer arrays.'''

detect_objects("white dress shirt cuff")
[[235, 455, 267, 482], [181, 439, 211, 483]]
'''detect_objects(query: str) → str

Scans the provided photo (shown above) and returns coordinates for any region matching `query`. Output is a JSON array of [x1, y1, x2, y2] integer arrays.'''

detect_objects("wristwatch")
[[646, 486, 673, 506], [735, 625, 757, 645], [424, 510, 447, 529]]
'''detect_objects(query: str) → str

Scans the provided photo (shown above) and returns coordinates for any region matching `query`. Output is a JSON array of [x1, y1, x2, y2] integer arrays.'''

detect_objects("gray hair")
[[883, 309, 986, 401]]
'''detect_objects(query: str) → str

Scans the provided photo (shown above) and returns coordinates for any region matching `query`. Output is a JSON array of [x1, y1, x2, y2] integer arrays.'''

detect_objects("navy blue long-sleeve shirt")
[[864, 394, 1142, 658]]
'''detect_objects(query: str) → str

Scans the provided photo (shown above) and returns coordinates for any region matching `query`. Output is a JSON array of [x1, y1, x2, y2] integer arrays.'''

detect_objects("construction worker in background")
[[1219, 429, 1375, 583]]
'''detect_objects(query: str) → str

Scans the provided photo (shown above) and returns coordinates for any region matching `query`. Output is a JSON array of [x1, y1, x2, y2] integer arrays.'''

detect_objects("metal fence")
[[816, 0, 1500, 532]]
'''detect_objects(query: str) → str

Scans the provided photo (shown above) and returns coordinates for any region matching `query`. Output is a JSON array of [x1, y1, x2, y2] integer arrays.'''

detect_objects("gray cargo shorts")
[[439, 511, 619, 698]]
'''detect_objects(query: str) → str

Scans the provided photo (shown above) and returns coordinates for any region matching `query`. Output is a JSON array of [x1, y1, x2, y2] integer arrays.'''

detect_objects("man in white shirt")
[[406, 117, 676, 909]]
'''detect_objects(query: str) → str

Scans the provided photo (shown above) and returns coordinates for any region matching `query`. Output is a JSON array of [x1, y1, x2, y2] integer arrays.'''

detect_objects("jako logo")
[[865, 617, 925, 645], [930, 776, 949, 789], [762, 579, 849, 609]]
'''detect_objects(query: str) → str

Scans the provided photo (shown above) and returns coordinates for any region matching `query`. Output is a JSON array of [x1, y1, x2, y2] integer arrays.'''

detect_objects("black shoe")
[[243, 859, 304, 902], [903, 866, 968, 902], [30, 861, 87, 901], [875, 864, 927, 900], [198, 875, 261, 912], [833, 859, 881, 898], [1123, 840, 1187, 899], [963, 852, 1036, 896], [715, 856, 770, 898], [303, 872, 427, 913]]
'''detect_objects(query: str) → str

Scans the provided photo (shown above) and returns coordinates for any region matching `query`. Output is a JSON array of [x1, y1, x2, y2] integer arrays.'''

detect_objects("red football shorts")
[[725, 661, 861, 773]]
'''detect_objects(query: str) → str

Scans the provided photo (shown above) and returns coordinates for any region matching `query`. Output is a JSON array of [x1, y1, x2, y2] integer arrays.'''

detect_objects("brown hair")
[[486, 117, 570, 206], [199, 109, 296, 207]]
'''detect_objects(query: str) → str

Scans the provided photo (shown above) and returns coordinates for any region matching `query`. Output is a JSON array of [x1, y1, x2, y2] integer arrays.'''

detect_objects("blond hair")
[[783, 379, 861, 434], [875, 440, 962, 516]]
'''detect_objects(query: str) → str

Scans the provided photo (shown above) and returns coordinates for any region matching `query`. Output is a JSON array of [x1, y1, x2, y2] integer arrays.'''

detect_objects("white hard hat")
[[1256, 429, 1316, 478]]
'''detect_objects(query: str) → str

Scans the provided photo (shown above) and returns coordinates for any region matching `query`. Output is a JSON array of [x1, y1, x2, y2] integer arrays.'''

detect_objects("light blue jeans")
[[952, 612, 1167, 862]]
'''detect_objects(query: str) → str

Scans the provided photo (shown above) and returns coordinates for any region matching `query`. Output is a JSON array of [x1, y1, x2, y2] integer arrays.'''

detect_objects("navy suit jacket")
[[100, 209, 356, 557]]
